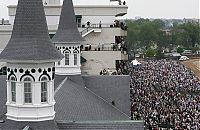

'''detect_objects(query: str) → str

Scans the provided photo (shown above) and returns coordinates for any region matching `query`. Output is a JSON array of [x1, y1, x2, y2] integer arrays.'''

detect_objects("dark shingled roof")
[[0, 0, 63, 62], [54, 75, 68, 90], [57, 121, 144, 130], [52, 0, 84, 44], [83, 75, 131, 116], [55, 78, 130, 121], [0, 120, 58, 130], [0, 75, 144, 129], [67, 74, 85, 86], [0, 76, 7, 120]]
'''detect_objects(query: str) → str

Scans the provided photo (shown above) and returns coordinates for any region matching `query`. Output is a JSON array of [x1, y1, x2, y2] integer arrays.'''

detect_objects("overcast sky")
[[0, 0, 199, 19]]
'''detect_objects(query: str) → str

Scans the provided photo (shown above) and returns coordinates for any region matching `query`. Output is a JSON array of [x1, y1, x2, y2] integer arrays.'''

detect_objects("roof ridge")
[[68, 78, 130, 119], [55, 76, 68, 95]]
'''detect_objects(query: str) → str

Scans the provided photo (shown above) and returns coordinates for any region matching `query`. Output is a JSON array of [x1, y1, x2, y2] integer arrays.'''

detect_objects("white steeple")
[[52, 0, 85, 75], [0, 0, 63, 122]]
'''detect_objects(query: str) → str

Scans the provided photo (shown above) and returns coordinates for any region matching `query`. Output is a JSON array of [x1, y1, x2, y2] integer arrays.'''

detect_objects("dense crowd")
[[99, 60, 130, 75], [116, 60, 129, 75], [129, 60, 200, 129]]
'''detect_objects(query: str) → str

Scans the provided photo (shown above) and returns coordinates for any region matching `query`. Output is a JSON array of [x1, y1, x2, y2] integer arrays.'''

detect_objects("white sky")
[[0, 0, 199, 19]]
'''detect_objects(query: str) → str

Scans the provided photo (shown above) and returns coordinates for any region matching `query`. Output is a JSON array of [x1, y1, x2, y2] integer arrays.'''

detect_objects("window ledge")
[[6, 102, 55, 108]]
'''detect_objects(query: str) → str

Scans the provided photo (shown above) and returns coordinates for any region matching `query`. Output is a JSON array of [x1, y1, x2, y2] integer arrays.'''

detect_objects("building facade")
[[0, 1, 145, 129], [0, 0, 128, 75]]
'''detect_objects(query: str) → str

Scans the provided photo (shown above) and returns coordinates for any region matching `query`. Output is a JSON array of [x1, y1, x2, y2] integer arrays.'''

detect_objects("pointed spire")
[[52, 0, 84, 43], [0, 0, 63, 62]]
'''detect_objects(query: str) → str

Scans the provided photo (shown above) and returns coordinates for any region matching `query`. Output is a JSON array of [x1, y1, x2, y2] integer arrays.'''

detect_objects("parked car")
[[182, 50, 193, 55], [179, 56, 189, 61]]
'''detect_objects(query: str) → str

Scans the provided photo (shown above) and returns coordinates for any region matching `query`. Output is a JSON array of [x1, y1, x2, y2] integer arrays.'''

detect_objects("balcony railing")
[[80, 23, 127, 29], [80, 43, 128, 53], [80, 23, 127, 36]]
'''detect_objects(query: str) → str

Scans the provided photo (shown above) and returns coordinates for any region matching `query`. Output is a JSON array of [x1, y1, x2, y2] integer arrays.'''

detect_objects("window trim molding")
[[64, 51, 70, 66], [22, 76, 33, 104], [41, 76, 48, 103], [74, 51, 78, 66], [10, 76, 16, 103]]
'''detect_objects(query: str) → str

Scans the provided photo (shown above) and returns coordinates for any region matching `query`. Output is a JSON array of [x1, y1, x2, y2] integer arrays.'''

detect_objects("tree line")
[[125, 19, 200, 57]]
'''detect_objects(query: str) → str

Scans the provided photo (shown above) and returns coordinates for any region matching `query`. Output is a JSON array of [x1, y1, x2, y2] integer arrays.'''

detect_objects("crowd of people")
[[129, 59, 200, 129], [99, 60, 130, 75], [116, 60, 129, 75]]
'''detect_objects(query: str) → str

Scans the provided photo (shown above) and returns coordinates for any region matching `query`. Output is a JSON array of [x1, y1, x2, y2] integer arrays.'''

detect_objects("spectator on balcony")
[[102, 69, 108, 75], [80, 45, 83, 51], [118, 43, 121, 51], [111, 43, 114, 51], [114, 20, 120, 27], [87, 21, 90, 27], [98, 43, 101, 51], [119, 0, 122, 5], [123, 1, 126, 5], [102, 44, 104, 51], [120, 22, 125, 30], [99, 21, 102, 28], [89, 44, 92, 51]]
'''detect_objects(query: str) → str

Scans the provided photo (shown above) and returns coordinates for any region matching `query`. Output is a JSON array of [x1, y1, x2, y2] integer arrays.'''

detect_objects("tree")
[[139, 22, 158, 47], [172, 22, 200, 48], [125, 19, 200, 55], [152, 19, 165, 29], [156, 49, 164, 59], [177, 47, 184, 53], [145, 48, 156, 57]]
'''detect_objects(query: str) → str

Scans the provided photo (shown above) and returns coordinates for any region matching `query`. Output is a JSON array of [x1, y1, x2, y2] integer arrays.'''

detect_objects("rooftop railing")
[[80, 23, 127, 36], [81, 44, 128, 53]]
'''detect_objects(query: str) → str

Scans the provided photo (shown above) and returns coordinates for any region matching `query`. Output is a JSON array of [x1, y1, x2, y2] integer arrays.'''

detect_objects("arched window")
[[65, 51, 69, 65], [24, 77, 32, 103], [41, 77, 48, 103], [74, 52, 78, 65], [10, 77, 16, 102]]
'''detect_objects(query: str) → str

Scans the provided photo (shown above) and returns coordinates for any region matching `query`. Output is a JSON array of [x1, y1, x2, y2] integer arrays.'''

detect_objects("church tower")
[[52, 0, 84, 75], [0, 0, 63, 121]]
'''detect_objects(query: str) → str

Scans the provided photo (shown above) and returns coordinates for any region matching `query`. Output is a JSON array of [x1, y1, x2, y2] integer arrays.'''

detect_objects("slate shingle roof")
[[55, 78, 130, 121], [0, 120, 58, 130], [52, 0, 84, 44], [54, 75, 68, 90], [83, 75, 131, 116], [0, 76, 7, 121], [0, 75, 144, 129], [0, 0, 63, 62], [57, 121, 144, 130]]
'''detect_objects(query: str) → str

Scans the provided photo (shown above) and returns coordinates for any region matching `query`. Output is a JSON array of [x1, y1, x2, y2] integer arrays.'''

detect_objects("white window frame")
[[10, 76, 16, 103], [41, 76, 48, 103], [74, 51, 78, 65], [65, 51, 70, 65], [23, 77, 32, 104]]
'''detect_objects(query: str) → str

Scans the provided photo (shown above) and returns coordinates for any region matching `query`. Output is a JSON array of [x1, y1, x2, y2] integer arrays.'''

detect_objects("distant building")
[[135, 16, 141, 20]]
